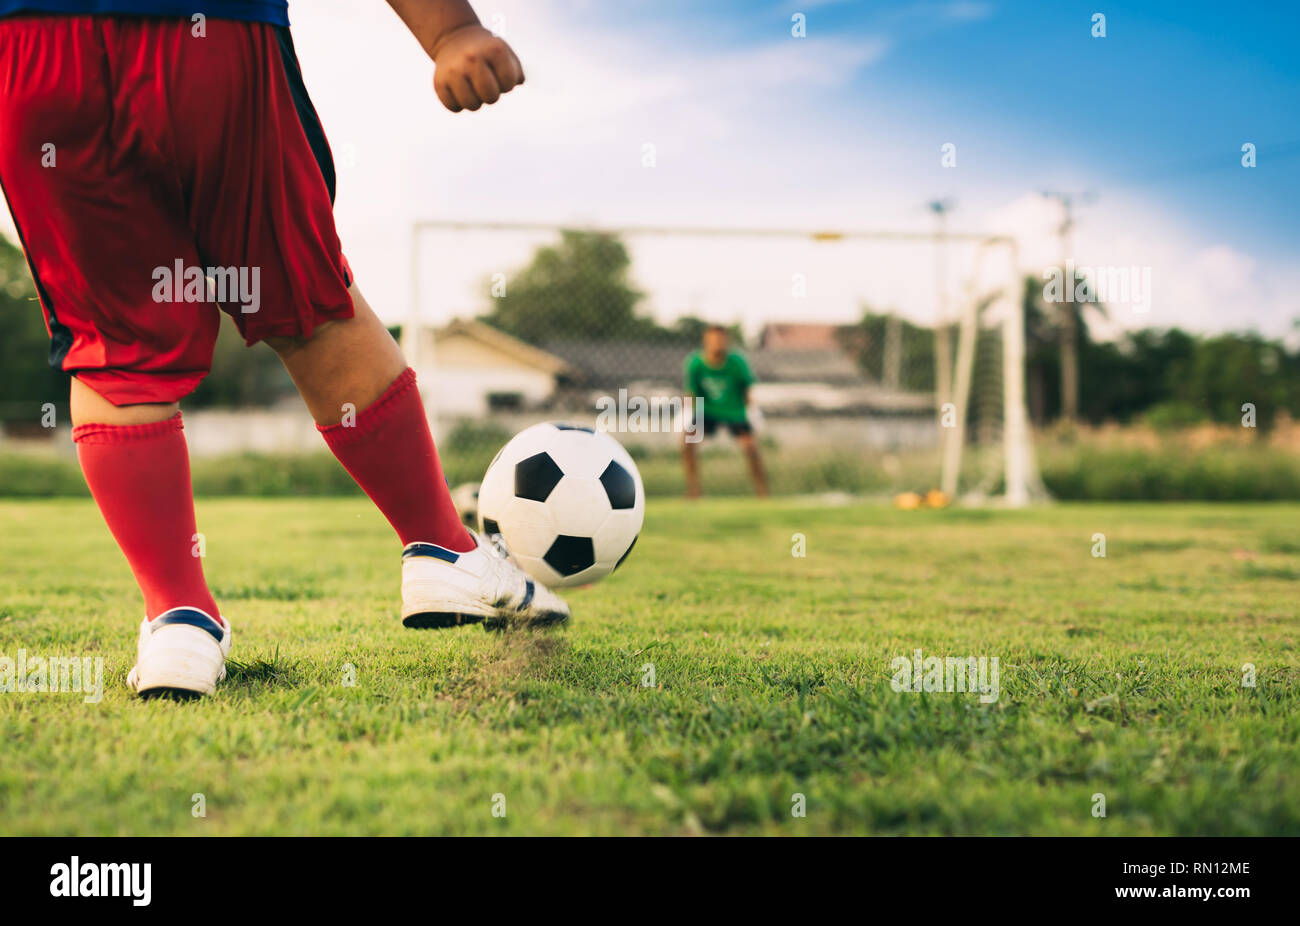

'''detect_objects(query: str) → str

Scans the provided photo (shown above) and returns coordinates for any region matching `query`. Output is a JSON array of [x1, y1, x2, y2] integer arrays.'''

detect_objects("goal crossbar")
[[409, 219, 1040, 505]]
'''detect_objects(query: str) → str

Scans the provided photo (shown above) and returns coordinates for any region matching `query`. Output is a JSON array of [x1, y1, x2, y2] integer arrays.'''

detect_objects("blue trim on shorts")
[[0, 2, 290, 27]]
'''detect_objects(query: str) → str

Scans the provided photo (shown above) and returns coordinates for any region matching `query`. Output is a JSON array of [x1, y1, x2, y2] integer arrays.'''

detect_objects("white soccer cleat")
[[401, 534, 571, 630], [126, 607, 231, 699]]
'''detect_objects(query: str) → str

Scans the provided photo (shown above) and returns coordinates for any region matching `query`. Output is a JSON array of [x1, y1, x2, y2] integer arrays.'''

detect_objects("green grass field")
[[1, 497, 1297, 835]]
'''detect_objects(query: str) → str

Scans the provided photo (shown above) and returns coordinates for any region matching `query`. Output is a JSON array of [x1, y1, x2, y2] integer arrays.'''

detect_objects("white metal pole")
[[407, 223, 438, 439], [941, 286, 978, 500], [406, 223, 420, 371], [1002, 239, 1031, 507]]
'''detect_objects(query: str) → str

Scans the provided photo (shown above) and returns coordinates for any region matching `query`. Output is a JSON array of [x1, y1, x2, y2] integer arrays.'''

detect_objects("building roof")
[[757, 322, 854, 351], [749, 348, 868, 387], [437, 319, 572, 375], [545, 339, 875, 388], [544, 340, 692, 389], [543, 338, 933, 414]]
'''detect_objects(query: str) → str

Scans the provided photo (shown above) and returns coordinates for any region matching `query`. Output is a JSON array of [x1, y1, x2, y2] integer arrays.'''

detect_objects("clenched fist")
[[430, 24, 525, 112]]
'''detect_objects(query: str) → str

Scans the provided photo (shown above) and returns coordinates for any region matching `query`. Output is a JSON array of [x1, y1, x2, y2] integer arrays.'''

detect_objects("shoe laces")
[[481, 547, 520, 604]]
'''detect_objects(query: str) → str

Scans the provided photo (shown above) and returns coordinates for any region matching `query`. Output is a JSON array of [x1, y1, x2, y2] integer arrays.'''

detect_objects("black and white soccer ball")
[[450, 481, 480, 529], [477, 423, 644, 588]]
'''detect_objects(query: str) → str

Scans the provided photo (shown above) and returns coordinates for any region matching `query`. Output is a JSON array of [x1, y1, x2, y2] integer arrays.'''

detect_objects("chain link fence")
[[407, 221, 1018, 499], [0, 221, 1025, 499]]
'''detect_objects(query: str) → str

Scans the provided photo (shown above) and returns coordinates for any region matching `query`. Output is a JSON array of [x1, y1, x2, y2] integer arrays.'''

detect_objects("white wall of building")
[[408, 325, 561, 418], [418, 364, 556, 418], [183, 409, 323, 456]]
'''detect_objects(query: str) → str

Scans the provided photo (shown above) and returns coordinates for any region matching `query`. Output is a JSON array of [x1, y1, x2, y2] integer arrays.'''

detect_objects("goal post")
[[407, 218, 1045, 503], [939, 236, 1047, 507]]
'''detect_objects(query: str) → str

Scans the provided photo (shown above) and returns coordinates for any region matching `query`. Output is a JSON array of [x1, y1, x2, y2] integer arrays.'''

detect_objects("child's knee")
[[263, 334, 298, 355], [264, 328, 322, 357]]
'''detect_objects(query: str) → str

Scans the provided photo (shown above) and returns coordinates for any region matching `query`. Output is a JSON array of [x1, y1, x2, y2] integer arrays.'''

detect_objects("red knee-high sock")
[[318, 368, 473, 552], [73, 413, 221, 623]]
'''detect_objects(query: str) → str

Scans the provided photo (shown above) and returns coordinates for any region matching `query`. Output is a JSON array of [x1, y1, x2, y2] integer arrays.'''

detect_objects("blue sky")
[[365, 0, 1293, 336], [577, 0, 1300, 257], [3, 0, 1295, 335]]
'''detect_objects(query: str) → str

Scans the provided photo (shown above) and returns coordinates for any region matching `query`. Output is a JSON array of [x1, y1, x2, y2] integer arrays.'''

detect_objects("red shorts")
[[0, 15, 354, 405]]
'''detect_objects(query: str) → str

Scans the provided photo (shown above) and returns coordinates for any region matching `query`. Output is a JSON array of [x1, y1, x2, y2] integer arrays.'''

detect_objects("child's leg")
[[266, 284, 473, 553], [262, 284, 405, 426], [681, 434, 702, 498], [736, 433, 770, 498], [70, 379, 222, 623]]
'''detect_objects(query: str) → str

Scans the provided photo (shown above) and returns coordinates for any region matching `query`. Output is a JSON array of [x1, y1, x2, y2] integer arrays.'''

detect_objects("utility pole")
[[883, 312, 901, 389], [1041, 191, 1093, 424], [929, 199, 955, 414]]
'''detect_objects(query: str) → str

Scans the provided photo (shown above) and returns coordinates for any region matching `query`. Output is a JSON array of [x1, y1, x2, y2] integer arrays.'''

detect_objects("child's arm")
[[385, 0, 525, 112]]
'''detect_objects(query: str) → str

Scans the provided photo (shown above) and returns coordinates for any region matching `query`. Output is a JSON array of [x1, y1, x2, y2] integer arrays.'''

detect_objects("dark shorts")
[[700, 416, 752, 438], [0, 15, 353, 405]]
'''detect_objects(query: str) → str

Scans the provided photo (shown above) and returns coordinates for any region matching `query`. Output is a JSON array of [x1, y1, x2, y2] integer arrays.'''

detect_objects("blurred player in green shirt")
[[681, 326, 769, 498]]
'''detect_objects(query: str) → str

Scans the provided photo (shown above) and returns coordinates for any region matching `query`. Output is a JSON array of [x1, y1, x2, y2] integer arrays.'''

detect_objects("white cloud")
[[2, 0, 1295, 344], [985, 192, 1300, 338]]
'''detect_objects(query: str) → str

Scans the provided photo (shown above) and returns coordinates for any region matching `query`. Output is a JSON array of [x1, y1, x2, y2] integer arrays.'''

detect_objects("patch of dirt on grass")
[[447, 627, 570, 709]]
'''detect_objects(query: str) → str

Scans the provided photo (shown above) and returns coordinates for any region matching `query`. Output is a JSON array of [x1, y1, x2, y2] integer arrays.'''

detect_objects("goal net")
[[407, 220, 1044, 505], [938, 238, 1049, 506]]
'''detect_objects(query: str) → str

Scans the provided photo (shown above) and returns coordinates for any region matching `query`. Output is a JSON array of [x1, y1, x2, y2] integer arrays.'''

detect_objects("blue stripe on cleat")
[[402, 543, 460, 563], [151, 608, 224, 642]]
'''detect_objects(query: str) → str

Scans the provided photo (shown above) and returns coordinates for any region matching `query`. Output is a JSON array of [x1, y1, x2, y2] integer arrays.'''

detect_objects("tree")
[[186, 318, 297, 409], [0, 234, 67, 424], [668, 316, 745, 347], [1169, 333, 1294, 430], [479, 230, 662, 344], [1078, 328, 1196, 424], [840, 307, 936, 392], [1022, 271, 1108, 425]]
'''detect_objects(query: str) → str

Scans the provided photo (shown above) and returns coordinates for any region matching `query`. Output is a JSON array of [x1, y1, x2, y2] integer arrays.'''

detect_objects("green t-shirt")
[[684, 350, 755, 423]]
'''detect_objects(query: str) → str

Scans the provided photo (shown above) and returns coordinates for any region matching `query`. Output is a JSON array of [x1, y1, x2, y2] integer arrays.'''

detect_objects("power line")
[[411, 218, 1010, 244]]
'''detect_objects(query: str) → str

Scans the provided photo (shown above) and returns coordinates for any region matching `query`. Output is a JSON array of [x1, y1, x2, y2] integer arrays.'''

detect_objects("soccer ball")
[[450, 481, 480, 528], [477, 423, 644, 588]]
